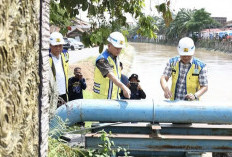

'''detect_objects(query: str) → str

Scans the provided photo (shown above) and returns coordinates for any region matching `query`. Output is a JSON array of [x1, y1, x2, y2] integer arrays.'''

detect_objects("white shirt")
[[52, 54, 66, 95]]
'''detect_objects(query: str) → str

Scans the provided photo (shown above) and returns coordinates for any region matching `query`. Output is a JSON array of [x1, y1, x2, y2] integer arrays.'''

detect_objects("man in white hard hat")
[[49, 32, 69, 106], [93, 31, 131, 99], [160, 37, 208, 101]]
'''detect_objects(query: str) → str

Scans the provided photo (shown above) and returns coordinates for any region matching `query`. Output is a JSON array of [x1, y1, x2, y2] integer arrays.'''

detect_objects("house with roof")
[[201, 28, 222, 39], [67, 18, 91, 41], [225, 20, 232, 28]]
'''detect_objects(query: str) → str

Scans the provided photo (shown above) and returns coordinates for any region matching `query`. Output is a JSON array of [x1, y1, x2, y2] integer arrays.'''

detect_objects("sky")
[[146, 0, 232, 21]]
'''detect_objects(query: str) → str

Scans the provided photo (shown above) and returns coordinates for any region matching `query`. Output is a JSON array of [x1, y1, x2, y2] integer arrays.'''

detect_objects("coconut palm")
[[166, 8, 194, 39]]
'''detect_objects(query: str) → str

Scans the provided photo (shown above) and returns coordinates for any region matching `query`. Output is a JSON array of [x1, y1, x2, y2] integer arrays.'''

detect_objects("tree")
[[166, 8, 194, 39], [50, 0, 172, 52], [137, 16, 158, 39], [165, 8, 218, 41], [50, 0, 73, 35], [153, 16, 166, 35], [155, 0, 172, 27], [186, 8, 214, 34]]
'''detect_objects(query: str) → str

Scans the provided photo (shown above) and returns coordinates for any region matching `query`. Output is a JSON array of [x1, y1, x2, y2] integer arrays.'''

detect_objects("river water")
[[129, 42, 232, 103]]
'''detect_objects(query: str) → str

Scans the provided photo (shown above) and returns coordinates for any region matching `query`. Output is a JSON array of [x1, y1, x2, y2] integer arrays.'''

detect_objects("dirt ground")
[[69, 59, 95, 91]]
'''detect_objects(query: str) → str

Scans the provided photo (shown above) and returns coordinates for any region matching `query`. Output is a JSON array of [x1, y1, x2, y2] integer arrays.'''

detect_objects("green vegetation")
[[50, 0, 222, 47], [155, 0, 172, 27], [127, 8, 220, 43], [50, 0, 173, 52], [137, 16, 158, 39], [50, 0, 73, 34], [48, 137, 86, 157], [87, 131, 129, 157], [157, 8, 221, 41], [49, 127, 129, 157]]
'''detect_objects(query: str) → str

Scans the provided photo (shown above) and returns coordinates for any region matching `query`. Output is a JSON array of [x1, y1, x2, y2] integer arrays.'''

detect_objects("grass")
[[48, 137, 87, 157]]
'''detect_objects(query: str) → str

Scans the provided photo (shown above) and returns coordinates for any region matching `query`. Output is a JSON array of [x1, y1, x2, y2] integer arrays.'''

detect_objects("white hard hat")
[[50, 32, 65, 46], [107, 32, 125, 48], [177, 37, 195, 56]]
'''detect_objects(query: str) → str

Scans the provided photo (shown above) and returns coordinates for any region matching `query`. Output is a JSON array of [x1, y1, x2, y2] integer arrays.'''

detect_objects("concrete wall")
[[0, 0, 42, 156], [196, 40, 232, 53], [40, 0, 51, 156], [132, 38, 232, 53]]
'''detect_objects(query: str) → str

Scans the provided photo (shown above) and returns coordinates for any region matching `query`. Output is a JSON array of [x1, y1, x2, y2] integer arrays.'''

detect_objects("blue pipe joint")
[[50, 99, 232, 130]]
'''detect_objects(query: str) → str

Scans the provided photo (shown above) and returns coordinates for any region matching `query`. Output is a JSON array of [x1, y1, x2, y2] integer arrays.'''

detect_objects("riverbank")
[[129, 38, 232, 53], [196, 39, 232, 53]]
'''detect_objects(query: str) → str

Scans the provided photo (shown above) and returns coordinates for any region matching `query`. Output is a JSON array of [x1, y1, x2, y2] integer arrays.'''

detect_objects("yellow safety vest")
[[170, 56, 205, 101], [49, 49, 69, 96], [93, 50, 121, 99]]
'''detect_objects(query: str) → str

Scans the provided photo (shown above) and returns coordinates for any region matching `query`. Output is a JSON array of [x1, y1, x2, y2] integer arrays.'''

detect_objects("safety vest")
[[49, 49, 69, 95], [93, 50, 121, 99], [170, 56, 205, 101]]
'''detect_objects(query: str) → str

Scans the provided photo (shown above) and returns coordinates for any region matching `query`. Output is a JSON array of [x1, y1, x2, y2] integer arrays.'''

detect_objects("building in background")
[[212, 17, 227, 26], [67, 18, 91, 41], [225, 20, 232, 28]]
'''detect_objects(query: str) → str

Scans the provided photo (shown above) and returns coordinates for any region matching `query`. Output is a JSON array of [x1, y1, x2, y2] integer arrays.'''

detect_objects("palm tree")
[[166, 8, 194, 39], [186, 8, 215, 41], [165, 8, 217, 42]]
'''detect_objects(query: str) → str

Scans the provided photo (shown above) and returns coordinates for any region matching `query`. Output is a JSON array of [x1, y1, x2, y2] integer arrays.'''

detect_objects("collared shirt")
[[163, 57, 208, 100], [51, 54, 66, 95], [96, 51, 116, 77]]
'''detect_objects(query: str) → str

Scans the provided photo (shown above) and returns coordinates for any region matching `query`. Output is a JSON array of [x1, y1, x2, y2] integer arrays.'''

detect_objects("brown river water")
[[129, 42, 232, 103]]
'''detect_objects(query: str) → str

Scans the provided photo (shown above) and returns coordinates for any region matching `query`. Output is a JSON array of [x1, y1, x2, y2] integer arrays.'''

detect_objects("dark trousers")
[[59, 94, 68, 102], [57, 94, 68, 108]]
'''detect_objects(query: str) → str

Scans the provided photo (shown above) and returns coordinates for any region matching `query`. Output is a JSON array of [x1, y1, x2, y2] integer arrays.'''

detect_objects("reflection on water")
[[128, 42, 232, 102]]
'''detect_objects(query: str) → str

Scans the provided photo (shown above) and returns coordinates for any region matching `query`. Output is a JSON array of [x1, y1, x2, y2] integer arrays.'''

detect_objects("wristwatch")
[[194, 94, 198, 100]]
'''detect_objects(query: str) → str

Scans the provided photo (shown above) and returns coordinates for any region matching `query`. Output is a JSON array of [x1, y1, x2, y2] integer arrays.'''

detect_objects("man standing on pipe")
[[93, 32, 131, 99], [160, 37, 208, 101]]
